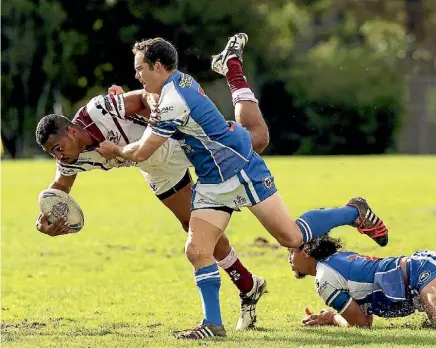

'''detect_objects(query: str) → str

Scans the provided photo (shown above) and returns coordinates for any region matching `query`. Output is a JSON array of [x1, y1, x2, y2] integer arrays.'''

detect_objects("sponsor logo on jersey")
[[198, 86, 205, 96], [58, 167, 77, 176], [149, 183, 158, 192], [347, 254, 379, 261], [233, 195, 247, 207], [262, 176, 274, 190], [95, 100, 109, 115], [197, 197, 218, 206], [103, 95, 114, 112], [114, 158, 138, 167], [116, 95, 123, 111], [106, 130, 121, 144], [179, 140, 194, 153], [179, 73, 193, 88], [128, 115, 149, 127], [159, 106, 174, 114], [316, 281, 329, 295], [418, 271, 431, 286]]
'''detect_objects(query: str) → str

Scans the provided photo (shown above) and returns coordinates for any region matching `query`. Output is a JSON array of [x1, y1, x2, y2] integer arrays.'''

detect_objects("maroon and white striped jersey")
[[56, 94, 191, 195]]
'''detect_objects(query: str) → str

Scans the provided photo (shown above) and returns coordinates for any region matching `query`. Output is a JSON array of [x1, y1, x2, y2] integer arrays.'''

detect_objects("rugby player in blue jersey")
[[289, 236, 435, 328], [96, 34, 389, 339]]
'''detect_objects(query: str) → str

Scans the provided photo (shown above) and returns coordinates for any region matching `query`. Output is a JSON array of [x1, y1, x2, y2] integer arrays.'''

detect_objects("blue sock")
[[296, 206, 359, 243], [195, 263, 222, 326]]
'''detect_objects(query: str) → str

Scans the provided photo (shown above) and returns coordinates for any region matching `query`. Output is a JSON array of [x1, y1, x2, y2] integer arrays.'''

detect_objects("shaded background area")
[[2, 0, 436, 157]]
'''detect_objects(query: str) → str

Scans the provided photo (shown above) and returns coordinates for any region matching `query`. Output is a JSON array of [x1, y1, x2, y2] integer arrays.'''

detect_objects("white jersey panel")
[[57, 94, 191, 195]]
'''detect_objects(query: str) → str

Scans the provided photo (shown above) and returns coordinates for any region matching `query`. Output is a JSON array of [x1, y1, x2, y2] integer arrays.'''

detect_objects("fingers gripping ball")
[[38, 189, 84, 233]]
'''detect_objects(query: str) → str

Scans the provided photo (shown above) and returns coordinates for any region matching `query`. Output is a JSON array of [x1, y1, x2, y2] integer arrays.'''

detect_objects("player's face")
[[43, 127, 82, 164], [134, 52, 163, 94], [288, 247, 307, 279]]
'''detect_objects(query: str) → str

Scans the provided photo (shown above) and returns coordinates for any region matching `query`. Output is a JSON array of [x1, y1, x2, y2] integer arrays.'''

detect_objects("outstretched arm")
[[302, 303, 373, 328], [36, 169, 77, 236], [97, 128, 167, 162], [97, 87, 187, 162], [109, 84, 268, 153]]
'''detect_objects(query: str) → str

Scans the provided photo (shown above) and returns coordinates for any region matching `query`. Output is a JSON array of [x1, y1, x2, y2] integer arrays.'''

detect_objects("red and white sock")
[[226, 58, 258, 106], [216, 247, 254, 294]]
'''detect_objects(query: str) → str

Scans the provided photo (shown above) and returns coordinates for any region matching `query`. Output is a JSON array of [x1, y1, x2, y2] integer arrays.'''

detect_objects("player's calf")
[[184, 210, 231, 331]]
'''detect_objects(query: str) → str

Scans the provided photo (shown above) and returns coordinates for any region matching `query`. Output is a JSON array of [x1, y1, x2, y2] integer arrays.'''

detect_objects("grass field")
[[2, 156, 436, 347]]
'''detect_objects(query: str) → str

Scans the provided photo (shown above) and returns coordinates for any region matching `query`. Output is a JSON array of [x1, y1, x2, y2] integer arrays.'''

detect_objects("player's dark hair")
[[302, 235, 343, 260], [132, 38, 178, 71], [35, 114, 73, 147]]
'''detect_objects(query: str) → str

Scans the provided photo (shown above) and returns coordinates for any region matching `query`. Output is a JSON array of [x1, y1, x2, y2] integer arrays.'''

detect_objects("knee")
[[253, 128, 270, 154], [185, 240, 214, 265], [275, 226, 303, 248], [185, 241, 197, 264]]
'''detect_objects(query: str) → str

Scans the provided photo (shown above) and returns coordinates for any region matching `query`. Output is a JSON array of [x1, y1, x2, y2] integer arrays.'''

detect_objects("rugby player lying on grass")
[[288, 235, 436, 328]]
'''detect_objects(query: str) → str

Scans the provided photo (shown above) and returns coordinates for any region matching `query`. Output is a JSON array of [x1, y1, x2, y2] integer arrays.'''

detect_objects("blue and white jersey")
[[151, 70, 253, 184], [315, 252, 416, 318]]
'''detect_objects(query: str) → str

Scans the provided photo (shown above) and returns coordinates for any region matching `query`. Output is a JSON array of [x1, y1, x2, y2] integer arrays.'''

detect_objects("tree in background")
[[2, 0, 87, 157], [257, 0, 435, 154], [2, 0, 435, 157], [1, 0, 272, 157]]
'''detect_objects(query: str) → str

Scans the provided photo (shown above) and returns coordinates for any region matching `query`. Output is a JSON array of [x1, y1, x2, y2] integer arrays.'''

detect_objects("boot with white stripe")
[[211, 33, 248, 76], [236, 275, 268, 330], [174, 321, 226, 340], [347, 197, 388, 247]]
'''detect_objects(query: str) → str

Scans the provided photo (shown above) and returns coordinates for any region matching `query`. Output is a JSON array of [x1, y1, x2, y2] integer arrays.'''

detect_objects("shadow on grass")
[[307, 328, 435, 346], [233, 327, 436, 346], [247, 326, 280, 333], [2, 322, 434, 346]]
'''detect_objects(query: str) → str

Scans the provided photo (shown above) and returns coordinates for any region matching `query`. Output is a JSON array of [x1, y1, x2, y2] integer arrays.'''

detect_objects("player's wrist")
[[117, 145, 126, 157], [324, 310, 335, 324]]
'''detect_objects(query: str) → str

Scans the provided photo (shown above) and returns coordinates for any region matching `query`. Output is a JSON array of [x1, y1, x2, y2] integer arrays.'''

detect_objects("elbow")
[[133, 152, 149, 162], [252, 130, 270, 154], [130, 148, 151, 162]]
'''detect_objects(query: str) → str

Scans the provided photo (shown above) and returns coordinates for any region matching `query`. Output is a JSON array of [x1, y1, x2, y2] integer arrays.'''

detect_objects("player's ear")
[[155, 61, 163, 72], [66, 125, 76, 137]]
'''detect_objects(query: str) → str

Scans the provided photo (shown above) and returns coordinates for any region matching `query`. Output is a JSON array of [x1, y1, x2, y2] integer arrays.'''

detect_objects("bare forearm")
[[49, 173, 76, 194], [336, 313, 373, 328], [116, 130, 165, 162], [117, 141, 144, 162], [122, 89, 151, 117], [49, 181, 71, 193]]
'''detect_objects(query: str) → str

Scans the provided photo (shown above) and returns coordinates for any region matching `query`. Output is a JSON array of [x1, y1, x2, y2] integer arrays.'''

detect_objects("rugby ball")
[[38, 189, 85, 233]]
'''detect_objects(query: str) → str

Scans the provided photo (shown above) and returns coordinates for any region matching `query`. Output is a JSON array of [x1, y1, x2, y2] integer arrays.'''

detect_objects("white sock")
[[231, 88, 258, 106], [216, 247, 238, 269]]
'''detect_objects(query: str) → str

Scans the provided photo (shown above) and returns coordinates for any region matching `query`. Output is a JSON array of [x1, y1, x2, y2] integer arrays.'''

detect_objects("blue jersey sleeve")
[[316, 262, 353, 314], [151, 81, 190, 138]]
